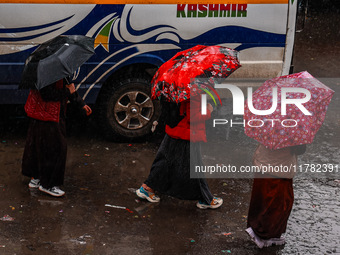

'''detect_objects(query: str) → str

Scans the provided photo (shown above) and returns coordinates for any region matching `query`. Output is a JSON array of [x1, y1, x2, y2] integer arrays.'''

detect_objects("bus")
[[0, 0, 298, 140]]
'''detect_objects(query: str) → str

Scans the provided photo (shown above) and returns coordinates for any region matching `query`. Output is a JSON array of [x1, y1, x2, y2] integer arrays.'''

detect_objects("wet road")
[[1, 8, 340, 255]]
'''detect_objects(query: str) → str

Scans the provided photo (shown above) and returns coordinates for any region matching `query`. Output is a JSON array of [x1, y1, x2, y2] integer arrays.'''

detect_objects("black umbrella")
[[19, 35, 95, 90]]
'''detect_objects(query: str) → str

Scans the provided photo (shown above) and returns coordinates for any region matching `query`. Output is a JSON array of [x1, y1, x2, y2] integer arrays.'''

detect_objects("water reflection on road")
[[1, 8, 340, 254], [0, 79, 338, 254]]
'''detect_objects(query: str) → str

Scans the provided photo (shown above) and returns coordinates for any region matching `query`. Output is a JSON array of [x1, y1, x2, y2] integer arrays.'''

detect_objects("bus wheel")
[[96, 75, 161, 141]]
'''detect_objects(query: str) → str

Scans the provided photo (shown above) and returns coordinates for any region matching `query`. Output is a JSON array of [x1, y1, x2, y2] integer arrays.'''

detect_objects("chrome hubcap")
[[114, 91, 154, 130]]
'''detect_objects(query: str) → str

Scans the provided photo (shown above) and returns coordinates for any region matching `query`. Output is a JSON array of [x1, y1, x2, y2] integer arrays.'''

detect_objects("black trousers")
[[22, 118, 67, 188], [145, 135, 213, 204]]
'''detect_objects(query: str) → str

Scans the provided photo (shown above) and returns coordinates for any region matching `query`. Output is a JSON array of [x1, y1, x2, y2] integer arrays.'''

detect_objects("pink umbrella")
[[244, 71, 334, 149]]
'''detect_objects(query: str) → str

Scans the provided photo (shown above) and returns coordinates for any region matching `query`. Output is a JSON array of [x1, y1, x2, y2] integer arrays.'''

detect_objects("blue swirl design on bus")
[[80, 5, 285, 100], [0, 16, 74, 42], [0, 4, 286, 104]]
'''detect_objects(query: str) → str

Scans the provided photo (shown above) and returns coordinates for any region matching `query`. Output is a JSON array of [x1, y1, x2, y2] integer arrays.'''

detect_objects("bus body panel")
[[0, 1, 298, 139], [0, 2, 296, 103]]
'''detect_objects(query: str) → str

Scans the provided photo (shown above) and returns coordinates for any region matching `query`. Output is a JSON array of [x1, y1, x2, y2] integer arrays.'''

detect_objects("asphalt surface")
[[0, 6, 339, 255]]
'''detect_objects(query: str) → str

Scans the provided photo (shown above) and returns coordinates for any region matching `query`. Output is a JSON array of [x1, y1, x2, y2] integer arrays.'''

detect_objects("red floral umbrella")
[[151, 45, 241, 103], [244, 71, 335, 150]]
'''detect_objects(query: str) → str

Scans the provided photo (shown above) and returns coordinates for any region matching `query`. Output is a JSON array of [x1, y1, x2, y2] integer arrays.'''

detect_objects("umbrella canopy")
[[151, 45, 241, 103], [19, 35, 94, 90], [244, 71, 334, 149]]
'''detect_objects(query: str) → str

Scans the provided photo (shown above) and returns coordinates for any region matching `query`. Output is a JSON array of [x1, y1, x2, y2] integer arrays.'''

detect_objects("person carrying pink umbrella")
[[243, 71, 334, 248]]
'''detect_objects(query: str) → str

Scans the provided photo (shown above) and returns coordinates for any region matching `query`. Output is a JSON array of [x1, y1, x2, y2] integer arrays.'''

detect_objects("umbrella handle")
[[158, 81, 164, 91], [64, 77, 70, 85]]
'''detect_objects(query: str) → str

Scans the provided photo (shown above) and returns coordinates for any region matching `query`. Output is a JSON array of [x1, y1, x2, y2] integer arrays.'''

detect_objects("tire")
[[96, 74, 161, 141]]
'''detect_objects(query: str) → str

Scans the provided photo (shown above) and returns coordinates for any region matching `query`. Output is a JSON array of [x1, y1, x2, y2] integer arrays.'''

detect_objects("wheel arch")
[[95, 56, 164, 104]]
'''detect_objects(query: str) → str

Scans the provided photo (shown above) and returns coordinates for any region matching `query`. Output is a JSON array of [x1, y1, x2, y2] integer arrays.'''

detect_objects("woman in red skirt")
[[246, 144, 306, 248]]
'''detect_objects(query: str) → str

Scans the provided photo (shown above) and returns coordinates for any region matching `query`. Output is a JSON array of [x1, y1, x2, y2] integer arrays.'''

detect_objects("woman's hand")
[[83, 105, 92, 116], [66, 83, 76, 94], [207, 103, 214, 113]]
